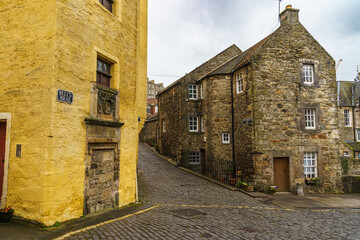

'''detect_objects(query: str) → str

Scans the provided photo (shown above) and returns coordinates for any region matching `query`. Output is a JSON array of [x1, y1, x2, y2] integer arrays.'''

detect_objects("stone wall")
[[202, 75, 233, 175], [140, 118, 158, 144], [342, 175, 360, 193], [248, 13, 341, 192], [233, 66, 255, 182], [158, 84, 182, 160]]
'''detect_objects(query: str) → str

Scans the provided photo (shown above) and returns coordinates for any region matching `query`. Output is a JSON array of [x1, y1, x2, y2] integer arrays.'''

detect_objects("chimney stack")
[[279, 5, 300, 25]]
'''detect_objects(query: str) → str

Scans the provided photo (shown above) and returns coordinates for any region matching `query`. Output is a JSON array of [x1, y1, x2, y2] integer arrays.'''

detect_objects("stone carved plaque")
[[97, 88, 117, 116]]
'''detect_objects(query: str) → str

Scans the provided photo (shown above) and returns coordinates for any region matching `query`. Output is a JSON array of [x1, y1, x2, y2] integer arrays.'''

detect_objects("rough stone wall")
[[203, 75, 233, 175], [139, 119, 158, 144], [338, 107, 356, 141], [158, 84, 182, 160], [233, 66, 254, 182], [0, 0, 147, 225], [180, 45, 241, 168], [249, 19, 341, 192]]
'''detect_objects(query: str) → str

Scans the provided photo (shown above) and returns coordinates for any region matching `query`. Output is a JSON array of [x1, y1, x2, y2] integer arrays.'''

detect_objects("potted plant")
[[270, 186, 278, 194], [305, 177, 320, 186], [0, 206, 14, 222], [241, 182, 254, 192]]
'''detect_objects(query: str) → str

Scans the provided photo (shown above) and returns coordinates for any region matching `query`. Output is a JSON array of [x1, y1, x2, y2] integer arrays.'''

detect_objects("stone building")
[[157, 5, 342, 193], [146, 79, 164, 117], [158, 45, 242, 172], [0, 0, 147, 226]]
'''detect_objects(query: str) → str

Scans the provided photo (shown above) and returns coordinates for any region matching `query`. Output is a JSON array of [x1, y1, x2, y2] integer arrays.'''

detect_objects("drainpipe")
[[353, 106, 356, 142], [230, 72, 236, 178]]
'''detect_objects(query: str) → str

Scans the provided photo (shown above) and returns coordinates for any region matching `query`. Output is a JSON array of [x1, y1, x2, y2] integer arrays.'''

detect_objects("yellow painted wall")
[[0, 0, 147, 226]]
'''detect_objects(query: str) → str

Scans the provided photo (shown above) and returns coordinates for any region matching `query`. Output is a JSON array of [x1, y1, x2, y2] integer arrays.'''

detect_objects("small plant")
[[0, 206, 13, 213], [305, 177, 320, 186], [270, 186, 278, 193]]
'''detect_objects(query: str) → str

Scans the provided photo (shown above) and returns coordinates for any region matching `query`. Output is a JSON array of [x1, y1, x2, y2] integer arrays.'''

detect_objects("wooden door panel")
[[274, 157, 289, 192], [0, 122, 6, 198]]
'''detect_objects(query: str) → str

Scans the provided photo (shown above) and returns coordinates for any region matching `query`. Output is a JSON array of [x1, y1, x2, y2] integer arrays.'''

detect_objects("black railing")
[[205, 158, 241, 187]]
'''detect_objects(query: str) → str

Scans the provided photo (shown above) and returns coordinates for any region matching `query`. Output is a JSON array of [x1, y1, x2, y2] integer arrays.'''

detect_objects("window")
[[222, 133, 230, 144], [189, 152, 200, 164], [357, 153, 360, 159], [162, 119, 166, 132], [303, 65, 314, 84], [305, 109, 316, 130], [189, 116, 198, 132], [304, 152, 317, 178], [97, 58, 112, 88], [99, 0, 114, 12], [200, 84, 204, 99], [343, 151, 349, 157], [189, 85, 197, 100], [357, 129, 360, 142], [146, 106, 151, 114], [201, 116, 205, 132], [344, 109, 351, 127], [236, 73, 243, 93]]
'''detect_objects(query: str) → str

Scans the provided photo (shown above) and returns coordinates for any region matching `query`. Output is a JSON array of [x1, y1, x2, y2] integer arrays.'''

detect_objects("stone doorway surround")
[[0, 113, 11, 208]]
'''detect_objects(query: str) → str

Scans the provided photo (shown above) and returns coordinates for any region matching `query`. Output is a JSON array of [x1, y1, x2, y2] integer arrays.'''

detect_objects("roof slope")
[[198, 36, 270, 80], [158, 44, 241, 96]]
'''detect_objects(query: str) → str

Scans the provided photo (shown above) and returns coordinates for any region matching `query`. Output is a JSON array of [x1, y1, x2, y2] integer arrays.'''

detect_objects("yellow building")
[[0, 0, 147, 226]]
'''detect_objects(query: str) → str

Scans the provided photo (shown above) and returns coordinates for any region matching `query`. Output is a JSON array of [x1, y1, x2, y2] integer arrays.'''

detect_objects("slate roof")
[[158, 44, 241, 96], [198, 36, 270, 81], [145, 112, 158, 122], [344, 142, 360, 152]]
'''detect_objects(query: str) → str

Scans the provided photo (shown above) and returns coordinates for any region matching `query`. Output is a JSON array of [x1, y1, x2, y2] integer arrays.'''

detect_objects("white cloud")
[[148, 0, 360, 86]]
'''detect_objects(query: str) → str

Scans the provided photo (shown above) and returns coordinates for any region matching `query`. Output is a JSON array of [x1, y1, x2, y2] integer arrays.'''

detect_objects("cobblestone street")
[[63, 143, 360, 240]]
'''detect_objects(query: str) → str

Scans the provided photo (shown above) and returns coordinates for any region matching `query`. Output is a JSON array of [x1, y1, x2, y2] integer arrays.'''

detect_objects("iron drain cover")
[[171, 208, 207, 218]]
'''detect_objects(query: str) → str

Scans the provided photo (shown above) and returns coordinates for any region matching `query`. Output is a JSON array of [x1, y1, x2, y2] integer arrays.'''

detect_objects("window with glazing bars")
[[303, 65, 314, 84], [304, 152, 317, 178], [189, 85, 197, 99], [305, 109, 316, 129], [97, 58, 112, 88], [189, 116, 198, 132], [344, 109, 351, 127], [189, 152, 200, 164], [236, 73, 243, 93]]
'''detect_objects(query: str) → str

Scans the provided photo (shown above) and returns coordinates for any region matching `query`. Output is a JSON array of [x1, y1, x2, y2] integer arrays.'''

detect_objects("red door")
[[0, 122, 6, 198]]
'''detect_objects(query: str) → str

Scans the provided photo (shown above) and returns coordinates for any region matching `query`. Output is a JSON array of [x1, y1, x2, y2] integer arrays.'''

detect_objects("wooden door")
[[200, 149, 206, 175], [273, 157, 289, 192], [0, 122, 6, 198]]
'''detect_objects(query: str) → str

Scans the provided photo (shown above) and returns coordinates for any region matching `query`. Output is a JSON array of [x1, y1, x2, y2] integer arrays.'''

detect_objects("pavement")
[[1, 142, 360, 240]]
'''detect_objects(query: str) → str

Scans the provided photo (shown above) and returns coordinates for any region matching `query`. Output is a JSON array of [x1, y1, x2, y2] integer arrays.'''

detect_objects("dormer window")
[[99, 0, 114, 12], [303, 64, 314, 84], [97, 58, 112, 88]]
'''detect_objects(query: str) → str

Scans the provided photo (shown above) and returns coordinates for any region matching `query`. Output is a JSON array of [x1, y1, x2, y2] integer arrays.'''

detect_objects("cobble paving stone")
[[64, 143, 360, 240]]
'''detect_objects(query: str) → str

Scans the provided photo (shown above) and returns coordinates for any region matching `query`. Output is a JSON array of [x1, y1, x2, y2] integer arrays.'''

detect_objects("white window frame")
[[189, 116, 198, 132], [189, 85, 198, 100], [304, 152, 317, 178], [162, 119, 166, 132], [303, 64, 314, 84], [305, 109, 316, 130], [189, 151, 200, 165], [201, 116, 205, 132], [236, 73, 243, 94], [357, 129, 360, 142], [344, 109, 352, 127], [343, 151, 350, 157], [222, 133, 230, 144], [200, 84, 204, 99]]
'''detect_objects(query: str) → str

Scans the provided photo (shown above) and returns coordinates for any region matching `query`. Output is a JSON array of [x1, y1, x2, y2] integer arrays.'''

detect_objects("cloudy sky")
[[148, 0, 360, 87]]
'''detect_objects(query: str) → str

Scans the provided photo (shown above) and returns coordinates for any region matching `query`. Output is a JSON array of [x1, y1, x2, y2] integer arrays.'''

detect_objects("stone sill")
[[84, 118, 124, 128]]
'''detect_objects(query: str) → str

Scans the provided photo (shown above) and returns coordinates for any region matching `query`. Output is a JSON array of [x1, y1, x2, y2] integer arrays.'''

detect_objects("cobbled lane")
[[64, 143, 360, 240]]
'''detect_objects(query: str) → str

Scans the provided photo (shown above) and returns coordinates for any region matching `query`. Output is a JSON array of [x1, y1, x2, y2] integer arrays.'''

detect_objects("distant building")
[[147, 79, 164, 117]]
